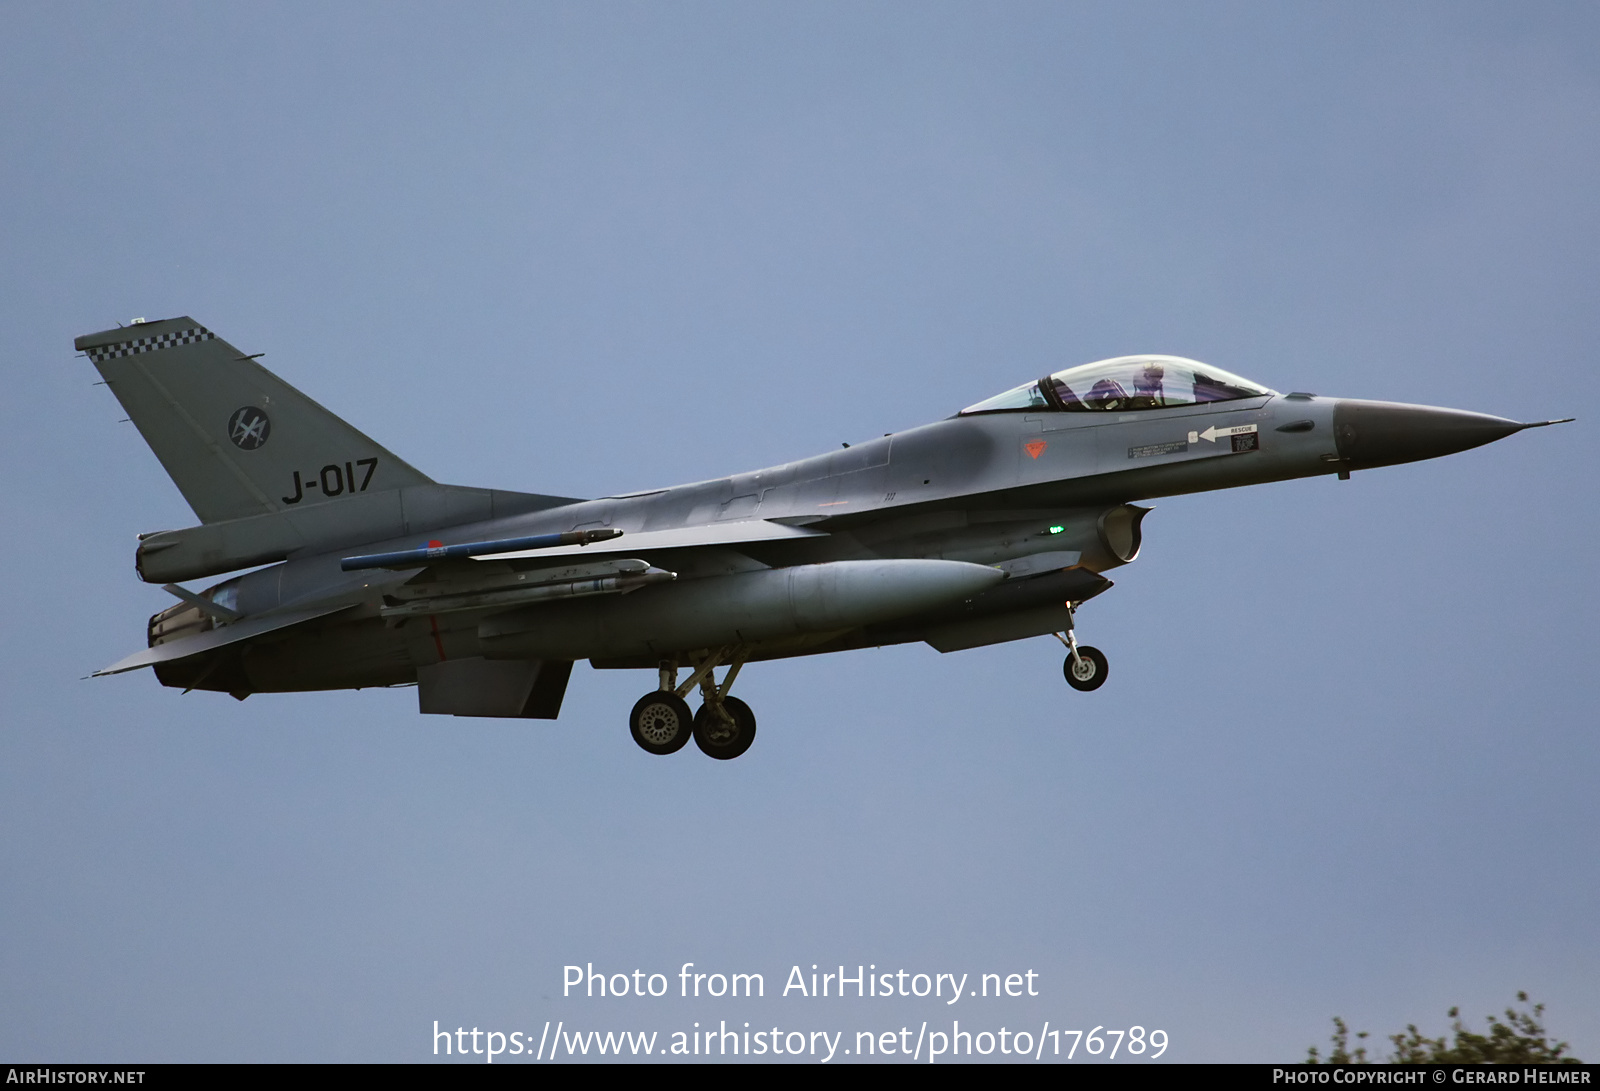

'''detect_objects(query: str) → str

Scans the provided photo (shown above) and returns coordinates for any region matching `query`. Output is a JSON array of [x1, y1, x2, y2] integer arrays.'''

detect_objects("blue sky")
[[2, 2, 1596, 1062]]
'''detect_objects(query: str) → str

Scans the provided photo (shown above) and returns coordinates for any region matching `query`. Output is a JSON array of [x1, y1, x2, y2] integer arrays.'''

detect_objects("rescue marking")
[[1187, 423, 1259, 445], [1024, 439, 1048, 459]]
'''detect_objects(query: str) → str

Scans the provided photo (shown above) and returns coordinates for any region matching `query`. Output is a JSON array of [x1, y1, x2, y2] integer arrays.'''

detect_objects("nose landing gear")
[[1055, 606, 1109, 692], [629, 646, 757, 759]]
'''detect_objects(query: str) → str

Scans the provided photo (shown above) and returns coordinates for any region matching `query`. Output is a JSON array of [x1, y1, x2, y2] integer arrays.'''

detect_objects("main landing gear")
[[628, 690, 693, 755], [629, 646, 757, 760], [1055, 605, 1109, 692]]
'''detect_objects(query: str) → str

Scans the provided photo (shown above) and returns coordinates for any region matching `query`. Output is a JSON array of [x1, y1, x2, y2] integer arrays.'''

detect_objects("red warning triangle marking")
[[1024, 440, 1047, 459]]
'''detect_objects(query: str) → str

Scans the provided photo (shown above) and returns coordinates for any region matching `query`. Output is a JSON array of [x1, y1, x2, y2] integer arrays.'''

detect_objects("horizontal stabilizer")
[[94, 603, 355, 676]]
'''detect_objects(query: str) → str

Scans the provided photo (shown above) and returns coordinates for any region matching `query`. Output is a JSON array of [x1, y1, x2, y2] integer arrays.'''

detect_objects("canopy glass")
[[961, 355, 1276, 415]]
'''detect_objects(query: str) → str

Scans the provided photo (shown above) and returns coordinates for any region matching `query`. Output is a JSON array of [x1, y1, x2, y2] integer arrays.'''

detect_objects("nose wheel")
[[1055, 608, 1109, 692], [1062, 645, 1108, 690]]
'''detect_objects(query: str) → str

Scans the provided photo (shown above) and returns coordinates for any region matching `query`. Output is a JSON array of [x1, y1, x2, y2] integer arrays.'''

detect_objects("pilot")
[[1129, 362, 1166, 408]]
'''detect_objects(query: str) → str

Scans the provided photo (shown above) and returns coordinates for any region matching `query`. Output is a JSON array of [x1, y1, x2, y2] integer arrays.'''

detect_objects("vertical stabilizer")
[[76, 317, 433, 524]]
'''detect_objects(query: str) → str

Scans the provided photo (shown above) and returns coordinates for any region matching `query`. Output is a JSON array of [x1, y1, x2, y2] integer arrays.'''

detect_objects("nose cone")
[[1332, 400, 1528, 470]]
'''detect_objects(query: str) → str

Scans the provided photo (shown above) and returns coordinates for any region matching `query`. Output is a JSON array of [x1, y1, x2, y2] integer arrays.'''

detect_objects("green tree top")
[[1307, 993, 1582, 1064]]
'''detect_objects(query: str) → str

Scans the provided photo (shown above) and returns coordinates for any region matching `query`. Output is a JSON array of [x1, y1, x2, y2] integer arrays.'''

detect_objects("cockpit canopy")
[[960, 355, 1277, 415]]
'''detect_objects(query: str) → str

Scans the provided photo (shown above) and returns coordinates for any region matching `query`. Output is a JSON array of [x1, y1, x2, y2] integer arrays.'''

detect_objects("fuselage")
[[150, 379, 1524, 697], [75, 319, 1553, 739]]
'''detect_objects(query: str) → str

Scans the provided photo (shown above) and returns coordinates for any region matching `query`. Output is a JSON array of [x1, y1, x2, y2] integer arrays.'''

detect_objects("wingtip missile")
[[340, 527, 623, 571]]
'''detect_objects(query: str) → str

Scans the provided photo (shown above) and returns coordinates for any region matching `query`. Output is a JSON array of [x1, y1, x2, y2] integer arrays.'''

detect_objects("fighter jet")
[[78, 317, 1570, 760]]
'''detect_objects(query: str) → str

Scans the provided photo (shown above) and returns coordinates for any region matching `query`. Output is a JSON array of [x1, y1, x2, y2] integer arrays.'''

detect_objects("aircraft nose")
[[1331, 399, 1528, 470]]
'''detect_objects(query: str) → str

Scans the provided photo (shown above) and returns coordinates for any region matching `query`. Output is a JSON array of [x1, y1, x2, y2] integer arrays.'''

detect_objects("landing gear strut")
[[628, 645, 757, 759], [1055, 606, 1109, 692]]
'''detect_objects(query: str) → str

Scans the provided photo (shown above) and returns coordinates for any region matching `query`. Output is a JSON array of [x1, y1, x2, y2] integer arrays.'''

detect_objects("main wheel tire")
[[693, 696, 757, 760], [1063, 646, 1109, 691], [629, 691, 694, 755]]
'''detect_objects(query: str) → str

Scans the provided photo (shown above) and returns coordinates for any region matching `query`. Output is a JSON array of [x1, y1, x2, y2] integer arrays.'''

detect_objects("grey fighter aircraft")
[[78, 317, 1570, 760]]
